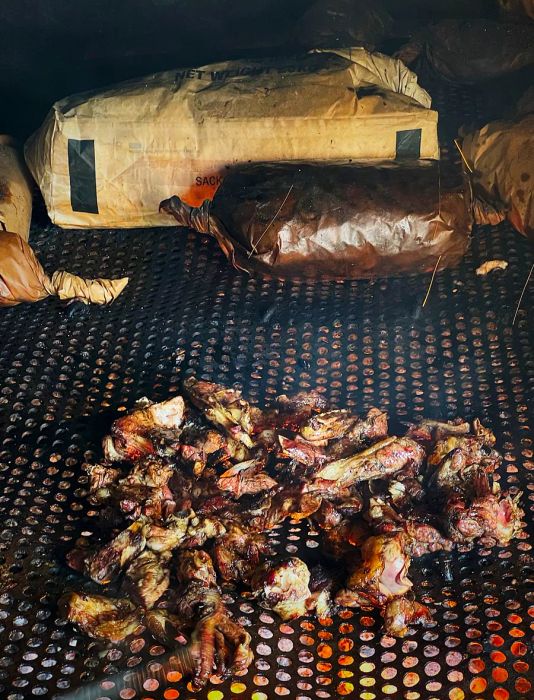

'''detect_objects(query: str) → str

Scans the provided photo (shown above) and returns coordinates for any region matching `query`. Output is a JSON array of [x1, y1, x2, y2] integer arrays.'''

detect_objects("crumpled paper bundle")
[[0, 229, 128, 307]]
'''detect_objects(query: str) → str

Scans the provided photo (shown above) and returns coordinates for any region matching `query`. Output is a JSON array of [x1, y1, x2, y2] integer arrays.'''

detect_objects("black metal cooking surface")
[[0, 81, 533, 700]]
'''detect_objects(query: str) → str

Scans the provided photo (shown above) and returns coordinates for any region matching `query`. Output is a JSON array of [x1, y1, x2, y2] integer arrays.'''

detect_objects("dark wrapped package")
[[295, 0, 393, 51], [396, 20, 534, 84], [161, 161, 472, 280]]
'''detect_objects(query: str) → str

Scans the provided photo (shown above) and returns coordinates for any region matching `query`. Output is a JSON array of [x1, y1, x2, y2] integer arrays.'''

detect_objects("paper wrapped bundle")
[[0, 230, 129, 307], [396, 20, 534, 84], [460, 89, 534, 240], [0, 136, 33, 241], [160, 161, 472, 280]]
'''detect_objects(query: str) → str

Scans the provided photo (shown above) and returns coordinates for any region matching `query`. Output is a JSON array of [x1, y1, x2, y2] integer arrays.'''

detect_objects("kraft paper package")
[[160, 161, 472, 281], [0, 230, 129, 307], [25, 48, 439, 230], [0, 136, 33, 241], [396, 20, 534, 84], [460, 89, 534, 241]]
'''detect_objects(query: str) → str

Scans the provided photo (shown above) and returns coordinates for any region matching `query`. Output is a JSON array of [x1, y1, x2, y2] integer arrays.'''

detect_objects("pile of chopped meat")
[[60, 379, 524, 689]]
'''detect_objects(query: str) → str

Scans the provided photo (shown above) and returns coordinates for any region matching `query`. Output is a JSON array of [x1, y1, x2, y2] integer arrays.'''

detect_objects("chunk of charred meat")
[[406, 418, 471, 445], [311, 437, 425, 492], [299, 409, 357, 443], [212, 523, 273, 584], [178, 426, 231, 477], [249, 487, 323, 532], [86, 519, 147, 584], [320, 518, 371, 559], [265, 390, 328, 432], [181, 514, 228, 549], [184, 378, 256, 448], [217, 458, 278, 497], [175, 585, 252, 688], [312, 492, 363, 531], [60, 592, 142, 643], [123, 455, 175, 489], [366, 498, 452, 556], [308, 564, 336, 621], [428, 434, 501, 490], [383, 597, 434, 637], [177, 549, 217, 588], [327, 408, 389, 459], [85, 463, 121, 503], [103, 396, 185, 462], [145, 511, 192, 553], [251, 557, 313, 621], [145, 609, 188, 645], [336, 534, 412, 608], [278, 408, 389, 474], [444, 474, 523, 545], [278, 434, 328, 470], [113, 455, 176, 519], [123, 550, 170, 608]]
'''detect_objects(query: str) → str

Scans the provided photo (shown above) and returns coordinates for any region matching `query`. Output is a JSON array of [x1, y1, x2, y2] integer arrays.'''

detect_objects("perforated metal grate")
[[0, 81, 533, 700]]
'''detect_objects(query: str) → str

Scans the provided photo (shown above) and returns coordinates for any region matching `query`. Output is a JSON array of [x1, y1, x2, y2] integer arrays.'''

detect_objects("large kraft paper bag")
[[25, 48, 438, 230], [0, 136, 33, 241], [461, 90, 534, 241]]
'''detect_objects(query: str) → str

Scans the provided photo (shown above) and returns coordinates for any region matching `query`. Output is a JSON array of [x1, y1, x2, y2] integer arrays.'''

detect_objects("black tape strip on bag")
[[68, 139, 99, 214], [395, 128, 422, 159]]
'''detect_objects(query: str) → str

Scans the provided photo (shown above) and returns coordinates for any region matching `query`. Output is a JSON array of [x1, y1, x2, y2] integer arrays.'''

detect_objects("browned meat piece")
[[278, 434, 328, 469], [406, 418, 471, 445], [181, 514, 228, 549], [472, 418, 496, 446], [175, 586, 252, 688], [299, 409, 357, 443], [85, 463, 121, 503], [366, 498, 452, 556], [212, 523, 273, 584], [145, 511, 192, 552], [145, 609, 188, 645], [313, 499, 344, 530], [123, 455, 175, 489], [336, 534, 412, 608], [184, 378, 256, 448], [308, 564, 336, 622], [177, 549, 217, 588], [311, 437, 425, 491], [86, 519, 147, 584], [312, 491, 363, 531], [251, 557, 313, 621], [383, 597, 434, 637], [428, 435, 501, 489], [179, 428, 229, 476], [124, 550, 171, 608], [60, 592, 142, 643], [103, 396, 185, 462], [267, 390, 328, 432], [217, 458, 278, 497], [321, 519, 371, 559], [278, 408, 389, 472], [327, 408, 389, 459], [249, 487, 323, 531], [444, 474, 523, 545], [403, 521, 453, 556], [112, 455, 177, 520]]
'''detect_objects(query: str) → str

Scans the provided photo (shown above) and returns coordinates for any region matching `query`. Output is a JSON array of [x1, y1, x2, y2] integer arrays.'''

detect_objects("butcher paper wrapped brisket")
[[161, 161, 472, 280]]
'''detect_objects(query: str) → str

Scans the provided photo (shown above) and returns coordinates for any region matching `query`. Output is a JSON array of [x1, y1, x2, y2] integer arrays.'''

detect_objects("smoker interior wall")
[[0, 0, 497, 140]]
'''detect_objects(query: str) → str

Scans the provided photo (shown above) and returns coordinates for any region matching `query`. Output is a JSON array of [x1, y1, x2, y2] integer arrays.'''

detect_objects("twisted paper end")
[[50, 271, 129, 305]]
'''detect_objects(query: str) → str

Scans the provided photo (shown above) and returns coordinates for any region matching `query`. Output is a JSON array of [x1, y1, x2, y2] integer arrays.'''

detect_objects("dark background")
[[0, 0, 498, 140]]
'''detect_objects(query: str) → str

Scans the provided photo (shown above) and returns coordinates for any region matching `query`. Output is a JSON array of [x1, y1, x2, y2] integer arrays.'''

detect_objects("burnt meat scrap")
[[62, 378, 524, 687]]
